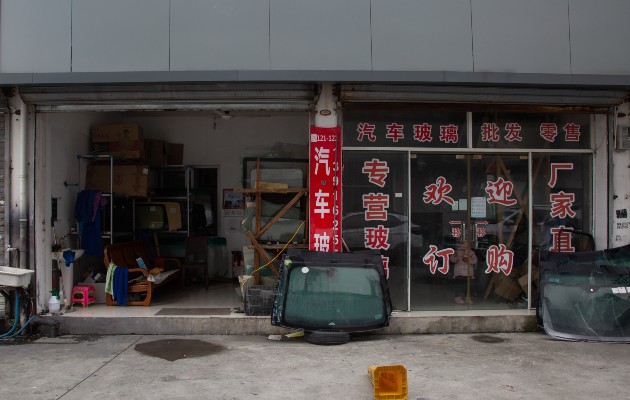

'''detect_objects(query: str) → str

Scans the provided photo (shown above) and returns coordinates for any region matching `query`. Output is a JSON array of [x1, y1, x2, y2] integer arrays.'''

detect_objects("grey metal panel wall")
[[372, 0, 473, 72], [2, 0, 630, 79], [569, 0, 630, 75], [0, 0, 71, 73], [170, 0, 270, 70], [471, 0, 571, 74], [72, 0, 170, 72], [270, 0, 371, 70]]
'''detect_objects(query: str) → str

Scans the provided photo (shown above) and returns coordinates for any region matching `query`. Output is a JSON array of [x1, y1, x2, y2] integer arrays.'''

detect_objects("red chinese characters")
[[563, 123, 581, 141], [485, 244, 514, 275], [485, 177, 517, 206], [540, 123, 559, 142], [362, 159, 389, 188], [364, 225, 390, 250], [550, 226, 575, 252], [439, 124, 459, 143], [423, 176, 455, 206], [422, 245, 455, 275], [504, 123, 523, 142], [309, 126, 342, 252], [413, 123, 433, 142], [550, 191, 576, 219], [386, 123, 404, 142], [546, 162, 577, 252], [381, 256, 390, 279], [363, 193, 390, 221], [481, 123, 500, 142], [356, 122, 376, 142]]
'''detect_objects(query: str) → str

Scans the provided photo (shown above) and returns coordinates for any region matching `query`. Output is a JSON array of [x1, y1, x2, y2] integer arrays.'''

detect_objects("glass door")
[[410, 154, 529, 310]]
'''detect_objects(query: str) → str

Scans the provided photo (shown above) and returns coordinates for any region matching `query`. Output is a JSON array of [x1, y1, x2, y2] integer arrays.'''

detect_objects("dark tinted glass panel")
[[539, 246, 630, 342], [283, 264, 385, 328]]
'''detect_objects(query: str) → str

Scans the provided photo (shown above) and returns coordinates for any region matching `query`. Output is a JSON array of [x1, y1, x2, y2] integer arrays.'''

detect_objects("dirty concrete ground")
[[0, 332, 629, 400]]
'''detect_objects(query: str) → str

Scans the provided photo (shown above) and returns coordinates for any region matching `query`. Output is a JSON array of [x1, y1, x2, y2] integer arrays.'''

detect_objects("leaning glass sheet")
[[272, 249, 392, 333], [539, 245, 630, 342]]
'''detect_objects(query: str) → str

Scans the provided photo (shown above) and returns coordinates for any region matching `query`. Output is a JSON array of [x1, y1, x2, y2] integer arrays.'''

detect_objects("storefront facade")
[[341, 102, 609, 311], [1, 1, 630, 321]]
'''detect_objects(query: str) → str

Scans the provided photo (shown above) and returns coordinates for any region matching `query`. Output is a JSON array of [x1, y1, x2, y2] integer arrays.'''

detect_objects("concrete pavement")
[[1, 332, 628, 400]]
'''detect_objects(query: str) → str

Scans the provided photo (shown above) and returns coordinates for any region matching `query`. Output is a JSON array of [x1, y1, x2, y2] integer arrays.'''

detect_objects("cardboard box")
[[166, 142, 184, 165], [91, 124, 144, 160], [144, 139, 167, 166], [85, 164, 149, 197], [494, 276, 523, 301]]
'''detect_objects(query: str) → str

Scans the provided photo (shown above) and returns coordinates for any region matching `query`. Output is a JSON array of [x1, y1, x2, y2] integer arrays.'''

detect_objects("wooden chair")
[[103, 240, 181, 306]]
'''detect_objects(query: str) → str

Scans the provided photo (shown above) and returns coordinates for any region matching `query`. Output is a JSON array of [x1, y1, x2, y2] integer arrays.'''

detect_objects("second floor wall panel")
[[1, 0, 630, 78]]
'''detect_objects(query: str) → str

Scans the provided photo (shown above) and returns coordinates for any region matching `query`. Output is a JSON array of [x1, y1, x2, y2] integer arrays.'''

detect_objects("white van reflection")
[[342, 212, 423, 252]]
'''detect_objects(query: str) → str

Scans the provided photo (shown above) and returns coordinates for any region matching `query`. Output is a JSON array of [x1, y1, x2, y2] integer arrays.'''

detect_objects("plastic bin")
[[368, 364, 408, 400], [244, 285, 276, 316]]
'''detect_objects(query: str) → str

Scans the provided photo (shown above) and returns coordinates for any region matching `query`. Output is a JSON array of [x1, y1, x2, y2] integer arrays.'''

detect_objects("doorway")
[[410, 153, 529, 310]]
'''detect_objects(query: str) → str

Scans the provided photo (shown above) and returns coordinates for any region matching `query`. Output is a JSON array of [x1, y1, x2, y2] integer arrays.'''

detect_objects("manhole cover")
[[135, 339, 224, 362], [471, 335, 508, 343]]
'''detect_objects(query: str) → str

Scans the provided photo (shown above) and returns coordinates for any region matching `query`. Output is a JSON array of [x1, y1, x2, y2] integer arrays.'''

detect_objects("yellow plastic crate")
[[367, 364, 408, 400]]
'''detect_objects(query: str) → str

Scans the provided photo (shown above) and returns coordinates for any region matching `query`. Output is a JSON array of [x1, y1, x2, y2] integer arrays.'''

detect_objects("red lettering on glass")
[[364, 225, 390, 250], [504, 123, 523, 142], [550, 226, 575, 252], [485, 177, 518, 206], [540, 123, 558, 142], [439, 124, 459, 144], [386, 123, 404, 142], [357, 122, 376, 142], [548, 163, 574, 188], [423, 176, 455, 206], [362, 159, 389, 188], [485, 244, 514, 275], [422, 245, 454, 275], [362, 193, 390, 221], [550, 191, 576, 218], [563, 123, 581, 142], [475, 221, 488, 238], [381, 256, 390, 279], [481, 123, 500, 142], [413, 123, 433, 142]]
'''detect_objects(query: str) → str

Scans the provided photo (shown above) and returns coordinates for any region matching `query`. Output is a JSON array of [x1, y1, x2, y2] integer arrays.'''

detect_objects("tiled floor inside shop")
[[63, 280, 243, 318]]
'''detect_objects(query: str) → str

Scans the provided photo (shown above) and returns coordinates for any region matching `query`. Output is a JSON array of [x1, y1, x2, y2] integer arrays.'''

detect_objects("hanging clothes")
[[74, 190, 107, 257]]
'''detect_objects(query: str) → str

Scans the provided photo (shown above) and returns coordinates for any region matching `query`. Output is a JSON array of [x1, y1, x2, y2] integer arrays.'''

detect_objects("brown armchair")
[[103, 240, 181, 306]]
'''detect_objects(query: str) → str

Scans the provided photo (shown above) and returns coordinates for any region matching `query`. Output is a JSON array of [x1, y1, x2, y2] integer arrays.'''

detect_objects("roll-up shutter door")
[[340, 84, 627, 111], [19, 83, 316, 112]]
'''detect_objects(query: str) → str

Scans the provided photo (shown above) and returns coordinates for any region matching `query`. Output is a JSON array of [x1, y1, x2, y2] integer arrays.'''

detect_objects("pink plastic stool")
[[71, 285, 96, 307]]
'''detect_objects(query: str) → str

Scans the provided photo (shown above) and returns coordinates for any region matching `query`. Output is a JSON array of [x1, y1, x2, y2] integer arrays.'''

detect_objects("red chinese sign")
[[309, 126, 342, 252], [422, 245, 455, 275], [547, 162, 576, 252]]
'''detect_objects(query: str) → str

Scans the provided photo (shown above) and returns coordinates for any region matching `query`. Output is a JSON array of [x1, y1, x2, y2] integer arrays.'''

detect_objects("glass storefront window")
[[342, 109, 596, 312], [342, 151, 409, 310]]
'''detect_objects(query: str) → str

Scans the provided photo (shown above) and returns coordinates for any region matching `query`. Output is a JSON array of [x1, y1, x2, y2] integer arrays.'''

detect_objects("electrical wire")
[[250, 220, 306, 276]]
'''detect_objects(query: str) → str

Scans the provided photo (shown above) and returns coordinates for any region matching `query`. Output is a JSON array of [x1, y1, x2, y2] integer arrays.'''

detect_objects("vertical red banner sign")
[[309, 126, 343, 252]]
